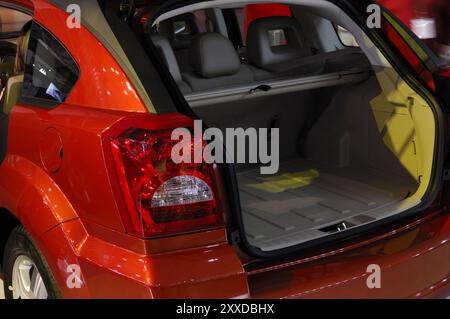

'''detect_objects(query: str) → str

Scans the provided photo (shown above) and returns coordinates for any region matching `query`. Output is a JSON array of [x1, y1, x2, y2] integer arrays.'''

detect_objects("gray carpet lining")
[[237, 158, 418, 251]]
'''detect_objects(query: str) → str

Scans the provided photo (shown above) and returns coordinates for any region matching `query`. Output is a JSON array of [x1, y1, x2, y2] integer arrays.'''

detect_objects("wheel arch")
[[0, 156, 80, 295], [0, 155, 79, 253]]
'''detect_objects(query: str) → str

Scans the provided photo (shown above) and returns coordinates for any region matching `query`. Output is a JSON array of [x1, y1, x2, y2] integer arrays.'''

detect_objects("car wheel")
[[2, 226, 61, 299]]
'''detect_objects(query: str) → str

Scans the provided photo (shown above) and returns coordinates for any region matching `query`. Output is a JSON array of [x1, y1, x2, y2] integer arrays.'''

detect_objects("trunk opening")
[[144, 1, 441, 255], [194, 73, 431, 252], [91, 0, 445, 258]]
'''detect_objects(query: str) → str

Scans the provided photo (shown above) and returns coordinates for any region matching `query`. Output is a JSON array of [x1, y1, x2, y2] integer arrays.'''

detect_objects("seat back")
[[158, 13, 201, 72], [149, 34, 191, 93], [3, 74, 24, 114], [0, 59, 15, 78], [2, 25, 30, 113], [247, 16, 311, 73], [182, 32, 254, 92]]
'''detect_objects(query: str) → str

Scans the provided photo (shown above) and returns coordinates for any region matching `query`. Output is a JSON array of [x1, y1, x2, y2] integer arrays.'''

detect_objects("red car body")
[[0, 0, 448, 298]]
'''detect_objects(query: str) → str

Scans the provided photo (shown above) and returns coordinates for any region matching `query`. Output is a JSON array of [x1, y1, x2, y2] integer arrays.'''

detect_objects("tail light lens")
[[109, 128, 223, 238]]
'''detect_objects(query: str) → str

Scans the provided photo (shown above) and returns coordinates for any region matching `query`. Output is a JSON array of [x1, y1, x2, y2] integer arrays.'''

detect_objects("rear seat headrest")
[[247, 16, 311, 71], [158, 13, 201, 50], [150, 34, 183, 84], [189, 33, 241, 78]]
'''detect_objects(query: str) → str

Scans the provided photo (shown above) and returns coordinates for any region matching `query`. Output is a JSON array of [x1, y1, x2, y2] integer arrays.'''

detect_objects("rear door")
[[372, 0, 450, 108]]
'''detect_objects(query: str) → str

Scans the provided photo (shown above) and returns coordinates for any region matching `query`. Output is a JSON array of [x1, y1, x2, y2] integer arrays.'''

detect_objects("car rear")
[[99, 0, 449, 297], [129, 0, 447, 255], [11, 0, 449, 298]]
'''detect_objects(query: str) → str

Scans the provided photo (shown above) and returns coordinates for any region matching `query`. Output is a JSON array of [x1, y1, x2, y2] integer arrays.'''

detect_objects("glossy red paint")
[[32, 1, 148, 113], [38, 218, 248, 299], [248, 209, 450, 298], [8, 0, 33, 10], [39, 127, 63, 173], [0, 0, 238, 298], [0, 0, 448, 299]]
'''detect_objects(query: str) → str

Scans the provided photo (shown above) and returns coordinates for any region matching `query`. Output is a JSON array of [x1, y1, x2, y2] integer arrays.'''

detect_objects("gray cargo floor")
[[237, 158, 418, 252]]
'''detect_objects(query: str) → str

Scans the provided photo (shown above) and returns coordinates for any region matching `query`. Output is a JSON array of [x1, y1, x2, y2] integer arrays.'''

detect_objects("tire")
[[2, 226, 61, 299]]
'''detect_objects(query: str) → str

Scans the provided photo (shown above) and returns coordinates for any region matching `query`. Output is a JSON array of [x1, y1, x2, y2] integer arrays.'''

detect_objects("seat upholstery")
[[2, 27, 30, 114], [0, 59, 15, 79], [150, 34, 191, 94], [182, 33, 254, 92], [3, 74, 23, 114], [189, 33, 241, 78], [158, 13, 201, 72], [246, 16, 314, 74], [167, 17, 368, 93]]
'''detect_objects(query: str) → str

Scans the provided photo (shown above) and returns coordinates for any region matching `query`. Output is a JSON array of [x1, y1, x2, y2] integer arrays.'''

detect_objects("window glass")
[[22, 22, 79, 104], [193, 10, 208, 32], [234, 8, 246, 43]]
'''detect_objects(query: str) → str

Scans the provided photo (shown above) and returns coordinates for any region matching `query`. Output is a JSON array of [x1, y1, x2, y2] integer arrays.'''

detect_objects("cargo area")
[[145, 1, 438, 252], [237, 158, 415, 251], [191, 75, 427, 251]]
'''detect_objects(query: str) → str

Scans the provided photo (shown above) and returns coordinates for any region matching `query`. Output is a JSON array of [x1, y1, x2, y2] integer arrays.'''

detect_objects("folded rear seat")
[[182, 33, 255, 92]]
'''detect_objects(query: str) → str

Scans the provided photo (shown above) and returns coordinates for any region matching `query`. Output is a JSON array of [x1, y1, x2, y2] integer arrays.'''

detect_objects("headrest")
[[189, 33, 240, 78], [150, 34, 183, 83], [158, 13, 201, 50], [247, 16, 311, 71]]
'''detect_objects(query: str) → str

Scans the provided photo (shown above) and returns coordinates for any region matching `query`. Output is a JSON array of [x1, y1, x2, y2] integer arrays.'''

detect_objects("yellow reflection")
[[248, 169, 319, 193]]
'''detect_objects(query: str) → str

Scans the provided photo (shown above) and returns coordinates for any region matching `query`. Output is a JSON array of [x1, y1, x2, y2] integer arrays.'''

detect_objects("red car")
[[0, 0, 449, 299]]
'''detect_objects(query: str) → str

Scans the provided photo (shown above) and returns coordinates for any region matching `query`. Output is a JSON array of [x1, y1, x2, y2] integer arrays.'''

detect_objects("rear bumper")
[[36, 210, 450, 299], [37, 219, 249, 299], [247, 210, 450, 299]]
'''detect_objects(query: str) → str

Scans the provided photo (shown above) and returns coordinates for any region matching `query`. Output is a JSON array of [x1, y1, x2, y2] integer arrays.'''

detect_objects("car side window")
[[21, 22, 79, 105]]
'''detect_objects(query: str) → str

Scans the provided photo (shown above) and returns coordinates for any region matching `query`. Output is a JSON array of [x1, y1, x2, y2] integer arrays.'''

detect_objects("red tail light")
[[106, 119, 223, 238]]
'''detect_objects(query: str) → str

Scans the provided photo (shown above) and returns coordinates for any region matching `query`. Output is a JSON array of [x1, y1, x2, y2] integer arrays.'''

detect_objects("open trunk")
[[189, 73, 432, 252], [143, 1, 438, 254]]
